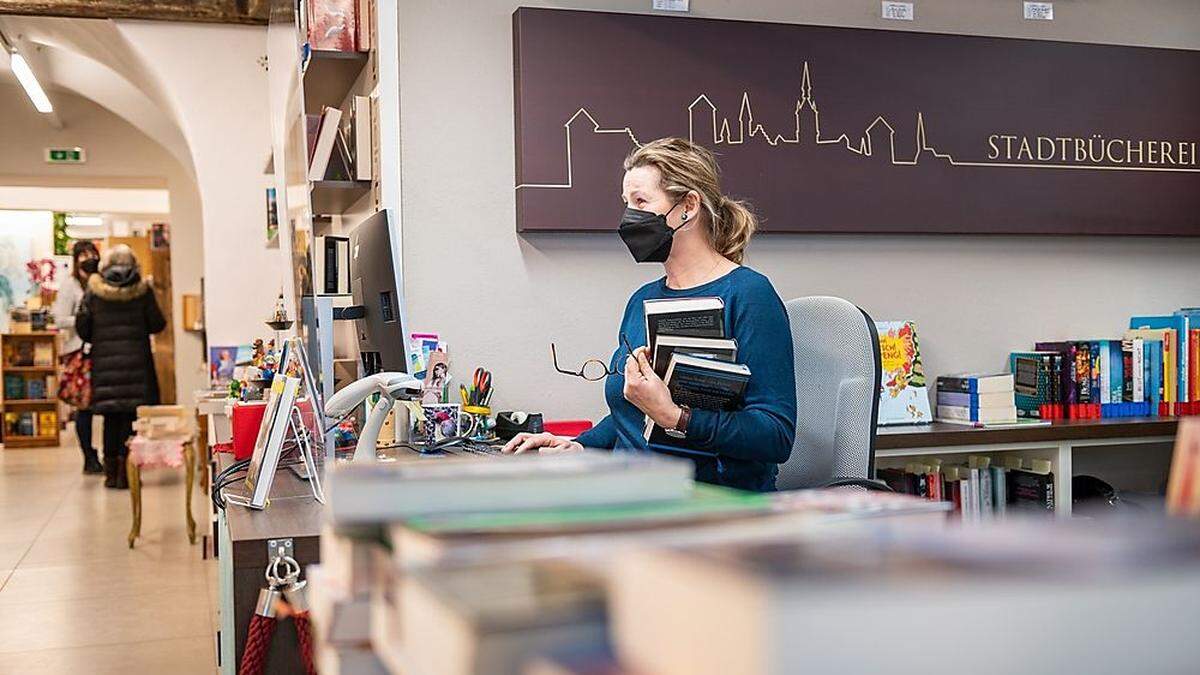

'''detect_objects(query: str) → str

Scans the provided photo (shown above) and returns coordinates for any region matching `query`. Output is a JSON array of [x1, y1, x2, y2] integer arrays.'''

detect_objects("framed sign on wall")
[[513, 8, 1200, 235]]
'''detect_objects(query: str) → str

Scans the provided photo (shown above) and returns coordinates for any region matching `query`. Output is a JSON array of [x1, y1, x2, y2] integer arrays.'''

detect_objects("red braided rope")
[[293, 613, 317, 675], [239, 614, 278, 675]]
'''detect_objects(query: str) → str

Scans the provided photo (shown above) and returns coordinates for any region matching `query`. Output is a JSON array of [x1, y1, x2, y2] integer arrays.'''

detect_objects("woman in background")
[[77, 245, 166, 489], [51, 241, 102, 474]]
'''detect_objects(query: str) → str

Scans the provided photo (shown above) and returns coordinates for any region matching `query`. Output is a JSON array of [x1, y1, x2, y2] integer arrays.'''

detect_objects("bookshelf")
[[266, 0, 401, 393], [875, 416, 1179, 518], [1, 332, 61, 448]]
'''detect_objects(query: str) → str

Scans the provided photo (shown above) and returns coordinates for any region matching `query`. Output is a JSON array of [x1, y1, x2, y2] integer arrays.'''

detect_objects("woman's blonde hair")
[[623, 137, 757, 264]]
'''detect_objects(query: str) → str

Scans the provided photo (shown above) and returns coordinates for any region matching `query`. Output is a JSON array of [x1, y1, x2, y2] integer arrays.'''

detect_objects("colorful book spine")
[[1108, 340, 1124, 404]]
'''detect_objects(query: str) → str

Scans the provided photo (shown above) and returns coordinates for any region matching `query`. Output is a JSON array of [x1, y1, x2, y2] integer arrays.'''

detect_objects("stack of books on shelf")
[[313, 451, 947, 674], [3, 340, 54, 367], [934, 373, 1021, 427], [306, 97, 372, 183], [3, 373, 54, 400], [303, 0, 371, 52], [3, 410, 57, 438], [877, 454, 1055, 521], [1012, 308, 1200, 420]]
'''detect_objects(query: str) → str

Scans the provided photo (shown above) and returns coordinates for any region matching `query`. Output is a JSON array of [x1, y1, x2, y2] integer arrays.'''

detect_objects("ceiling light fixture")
[[0, 29, 53, 114], [65, 215, 103, 227], [10, 52, 53, 113]]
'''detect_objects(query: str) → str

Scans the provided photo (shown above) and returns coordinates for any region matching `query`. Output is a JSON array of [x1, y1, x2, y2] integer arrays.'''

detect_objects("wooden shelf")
[[876, 416, 1180, 450], [311, 180, 370, 215], [3, 366, 56, 373], [3, 399, 57, 406], [303, 49, 369, 112], [4, 435, 59, 448], [3, 332, 58, 338]]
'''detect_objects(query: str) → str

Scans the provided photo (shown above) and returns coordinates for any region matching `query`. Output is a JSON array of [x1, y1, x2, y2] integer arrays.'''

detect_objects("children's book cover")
[[875, 321, 932, 425]]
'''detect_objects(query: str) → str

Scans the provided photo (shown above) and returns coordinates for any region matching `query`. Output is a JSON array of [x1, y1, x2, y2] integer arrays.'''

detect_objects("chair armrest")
[[820, 477, 894, 492]]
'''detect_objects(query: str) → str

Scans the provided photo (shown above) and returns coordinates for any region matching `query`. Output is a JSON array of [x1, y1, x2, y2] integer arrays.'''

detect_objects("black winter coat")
[[76, 273, 167, 413]]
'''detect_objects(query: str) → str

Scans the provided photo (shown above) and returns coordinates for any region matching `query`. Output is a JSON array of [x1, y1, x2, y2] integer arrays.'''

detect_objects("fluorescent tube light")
[[65, 215, 103, 227], [10, 52, 53, 113]]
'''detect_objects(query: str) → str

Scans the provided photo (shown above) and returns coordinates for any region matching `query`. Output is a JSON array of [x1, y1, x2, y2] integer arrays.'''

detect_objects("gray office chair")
[[777, 296, 887, 491]]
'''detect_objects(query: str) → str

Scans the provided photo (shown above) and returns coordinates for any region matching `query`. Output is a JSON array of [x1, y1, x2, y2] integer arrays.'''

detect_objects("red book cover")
[[1185, 329, 1195, 401], [308, 0, 357, 51]]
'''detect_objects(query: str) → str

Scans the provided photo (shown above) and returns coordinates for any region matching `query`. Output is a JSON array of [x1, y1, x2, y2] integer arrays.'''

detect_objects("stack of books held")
[[641, 297, 750, 455], [1011, 308, 1200, 420], [877, 455, 1055, 521], [314, 450, 948, 675], [935, 373, 1026, 427]]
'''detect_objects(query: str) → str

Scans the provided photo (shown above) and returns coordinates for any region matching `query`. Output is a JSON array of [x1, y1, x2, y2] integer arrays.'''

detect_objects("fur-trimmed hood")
[[88, 272, 151, 302]]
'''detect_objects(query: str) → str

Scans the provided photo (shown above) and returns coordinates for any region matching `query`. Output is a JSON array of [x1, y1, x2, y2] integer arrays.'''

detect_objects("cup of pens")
[[461, 368, 496, 441]]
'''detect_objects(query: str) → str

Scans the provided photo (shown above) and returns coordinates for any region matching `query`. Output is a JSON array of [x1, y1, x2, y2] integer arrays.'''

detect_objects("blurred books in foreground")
[[310, 451, 1200, 675]]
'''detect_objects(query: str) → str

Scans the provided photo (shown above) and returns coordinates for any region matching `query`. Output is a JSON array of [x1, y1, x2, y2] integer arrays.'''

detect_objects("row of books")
[[1011, 309, 1200, 419], [302, 0, 371, 52], [306, 96, 372, 182], [3, 340, 54, 368], [4, 410, 57, 438], [878, 454, 1055, 520], [3, 374, 54, 401]]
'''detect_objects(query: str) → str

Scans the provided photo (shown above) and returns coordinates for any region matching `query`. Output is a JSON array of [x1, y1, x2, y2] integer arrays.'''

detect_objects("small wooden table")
[[126, 438, 198, 548]]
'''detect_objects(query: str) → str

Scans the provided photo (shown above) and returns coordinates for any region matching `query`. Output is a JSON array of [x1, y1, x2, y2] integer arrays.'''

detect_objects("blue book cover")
[[1130, 315, 1188, 403], [1107, 340, 1124, 404], [1147, 340, 1163, 413]]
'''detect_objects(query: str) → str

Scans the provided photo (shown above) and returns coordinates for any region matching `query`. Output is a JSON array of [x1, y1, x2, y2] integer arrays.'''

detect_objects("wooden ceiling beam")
[[0, 1, 270, 26]]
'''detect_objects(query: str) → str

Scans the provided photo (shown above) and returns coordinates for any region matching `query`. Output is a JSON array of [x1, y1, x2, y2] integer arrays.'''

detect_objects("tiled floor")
[[0, 431, 217, 674]]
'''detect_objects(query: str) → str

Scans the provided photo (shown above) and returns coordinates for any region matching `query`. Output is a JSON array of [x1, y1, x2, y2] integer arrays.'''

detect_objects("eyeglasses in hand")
[[551, 334, 636, 382]]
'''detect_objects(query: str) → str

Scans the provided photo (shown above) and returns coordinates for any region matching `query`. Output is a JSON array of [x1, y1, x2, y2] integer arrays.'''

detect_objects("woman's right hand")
[[500, 432, 583, 455]]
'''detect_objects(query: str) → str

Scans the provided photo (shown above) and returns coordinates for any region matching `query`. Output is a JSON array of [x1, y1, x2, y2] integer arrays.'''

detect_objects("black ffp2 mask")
[[618, 199, 684, 263], [79, 258, 99, 275]]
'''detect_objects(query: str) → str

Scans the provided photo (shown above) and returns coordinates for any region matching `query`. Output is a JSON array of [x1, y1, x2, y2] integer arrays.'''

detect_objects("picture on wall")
[[513, 8, 1200, 235]]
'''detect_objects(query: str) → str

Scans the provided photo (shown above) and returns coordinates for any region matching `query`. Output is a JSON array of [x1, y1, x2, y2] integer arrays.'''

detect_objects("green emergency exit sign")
[[45, 147, 86, 164]]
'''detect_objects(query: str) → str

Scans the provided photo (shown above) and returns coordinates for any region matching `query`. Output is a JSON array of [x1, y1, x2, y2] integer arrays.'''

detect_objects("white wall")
[[396, 0, 1200, 422], [115, 21, 280, 350], [0, 82, 207, 399]]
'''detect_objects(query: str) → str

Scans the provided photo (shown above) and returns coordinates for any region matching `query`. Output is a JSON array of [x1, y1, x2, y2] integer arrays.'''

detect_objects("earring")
[[681, 212, 689, 222]]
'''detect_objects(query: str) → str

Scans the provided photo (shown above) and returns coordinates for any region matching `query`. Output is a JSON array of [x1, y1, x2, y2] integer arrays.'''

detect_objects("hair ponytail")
[[624, 138, 759, 265], [713, 196, 756, 265]]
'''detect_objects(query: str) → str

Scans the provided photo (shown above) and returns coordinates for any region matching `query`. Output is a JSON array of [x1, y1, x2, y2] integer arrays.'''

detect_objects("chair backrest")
[[778, 296, 881, 490]]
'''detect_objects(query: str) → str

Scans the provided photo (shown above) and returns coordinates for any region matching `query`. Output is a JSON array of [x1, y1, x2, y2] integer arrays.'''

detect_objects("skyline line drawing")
[[517, 61, 1199, 190]]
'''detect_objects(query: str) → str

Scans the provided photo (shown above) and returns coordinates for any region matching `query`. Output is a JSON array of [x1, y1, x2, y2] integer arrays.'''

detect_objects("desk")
[[216, 455, 325, 674], [876, 417, 1180, 517]]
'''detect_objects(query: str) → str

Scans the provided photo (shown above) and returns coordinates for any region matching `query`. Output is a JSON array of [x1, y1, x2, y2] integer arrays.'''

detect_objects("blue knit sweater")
[[575, 267, 797, 491]]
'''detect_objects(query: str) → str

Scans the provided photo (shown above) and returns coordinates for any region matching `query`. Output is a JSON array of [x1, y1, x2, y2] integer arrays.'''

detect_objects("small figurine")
[[228, 379, 242, 400], [250, 339, 265, 368], [260, 354, 278, 381], [266, 292, 295, 331]]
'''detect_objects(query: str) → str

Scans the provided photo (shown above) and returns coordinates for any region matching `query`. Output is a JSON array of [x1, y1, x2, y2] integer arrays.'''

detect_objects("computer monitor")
[[347, 209, 415, 375]]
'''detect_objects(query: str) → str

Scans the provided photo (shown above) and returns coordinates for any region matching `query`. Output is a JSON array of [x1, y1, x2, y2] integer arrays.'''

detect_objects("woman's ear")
[[685, 190, 702, 219]]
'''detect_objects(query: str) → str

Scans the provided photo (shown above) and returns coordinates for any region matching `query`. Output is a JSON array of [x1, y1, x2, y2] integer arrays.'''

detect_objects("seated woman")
[[504, 137, 797, 492]]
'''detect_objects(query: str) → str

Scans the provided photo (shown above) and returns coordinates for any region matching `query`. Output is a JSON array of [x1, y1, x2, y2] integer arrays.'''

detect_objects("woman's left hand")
[[623, 347, 682, 429]]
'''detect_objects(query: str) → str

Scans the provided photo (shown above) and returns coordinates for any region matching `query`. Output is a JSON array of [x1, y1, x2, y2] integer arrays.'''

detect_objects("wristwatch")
[[664, 405, 691, 439]]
